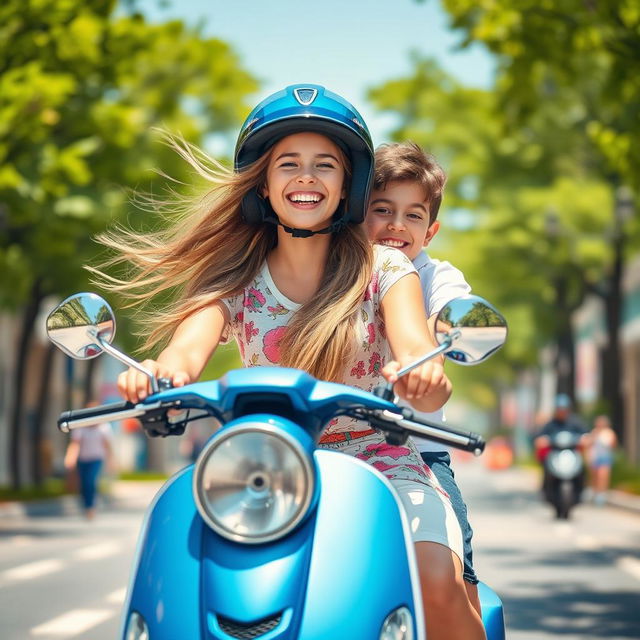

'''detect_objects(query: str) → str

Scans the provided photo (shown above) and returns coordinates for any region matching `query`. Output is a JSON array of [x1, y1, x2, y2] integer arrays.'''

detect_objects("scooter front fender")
[[121, 451, 423, 639], [120, 467, 203, 638]]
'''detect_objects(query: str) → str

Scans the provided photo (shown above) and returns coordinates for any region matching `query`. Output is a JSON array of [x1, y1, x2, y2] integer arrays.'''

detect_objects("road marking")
[[106, 587, 127, 604], [31, 609, 113, 637], [617, 556, 640, 581], [575, 534, 600, 551], [1, 558, 64, 583], [552, 522, 573, 537], [73, 541, 121, 561]]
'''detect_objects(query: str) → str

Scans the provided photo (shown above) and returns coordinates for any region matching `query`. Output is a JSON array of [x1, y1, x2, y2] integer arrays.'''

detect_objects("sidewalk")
[[0, 480, 163, 519], [606, 488, 640, 514], [1, 476, 638, 518]]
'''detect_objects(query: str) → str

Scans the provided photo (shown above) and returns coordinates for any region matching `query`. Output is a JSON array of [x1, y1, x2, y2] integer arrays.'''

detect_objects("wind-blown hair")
[[90, 135, 373, 383]]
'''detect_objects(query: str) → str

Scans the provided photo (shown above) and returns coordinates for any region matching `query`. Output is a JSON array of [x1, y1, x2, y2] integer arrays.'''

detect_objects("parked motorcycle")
[[47, 293, 508, 640], [540, 430, 585, 519]]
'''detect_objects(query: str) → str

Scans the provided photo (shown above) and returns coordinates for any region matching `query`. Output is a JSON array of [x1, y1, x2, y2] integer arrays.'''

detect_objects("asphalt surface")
[[0, 464, 638, 639]]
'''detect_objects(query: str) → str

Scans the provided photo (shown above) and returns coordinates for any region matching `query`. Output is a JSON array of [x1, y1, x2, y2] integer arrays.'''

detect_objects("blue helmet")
[[555, 393, 572, 410], [234, 84, 374, 233]]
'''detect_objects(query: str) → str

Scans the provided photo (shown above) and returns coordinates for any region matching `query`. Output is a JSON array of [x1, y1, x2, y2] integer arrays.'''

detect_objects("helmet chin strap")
[[261, 200, 347, 238], [279, 219, 345, 238]]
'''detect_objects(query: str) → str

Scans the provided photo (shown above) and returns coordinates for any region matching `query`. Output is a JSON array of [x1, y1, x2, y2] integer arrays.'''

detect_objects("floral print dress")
[[221, 245, 445, 494]]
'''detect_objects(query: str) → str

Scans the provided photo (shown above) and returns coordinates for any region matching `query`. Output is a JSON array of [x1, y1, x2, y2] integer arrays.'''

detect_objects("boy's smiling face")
[[366, 180, 440, 260]]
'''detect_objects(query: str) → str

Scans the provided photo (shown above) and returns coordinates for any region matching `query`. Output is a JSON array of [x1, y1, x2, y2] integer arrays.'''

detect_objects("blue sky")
[[135, 0, 495, 145]]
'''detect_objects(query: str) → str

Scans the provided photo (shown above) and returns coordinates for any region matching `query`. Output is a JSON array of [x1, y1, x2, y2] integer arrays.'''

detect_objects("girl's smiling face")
[[263, 132, 347, 232]]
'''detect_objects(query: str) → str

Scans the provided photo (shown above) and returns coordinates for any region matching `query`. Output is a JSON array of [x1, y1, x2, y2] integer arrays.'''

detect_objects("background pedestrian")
[[63, 402, 115, 520], [588, 414, 617, 505]]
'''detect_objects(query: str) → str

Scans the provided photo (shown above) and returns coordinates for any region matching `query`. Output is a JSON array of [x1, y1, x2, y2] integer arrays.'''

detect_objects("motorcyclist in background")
[[534, 393, 588, 503]]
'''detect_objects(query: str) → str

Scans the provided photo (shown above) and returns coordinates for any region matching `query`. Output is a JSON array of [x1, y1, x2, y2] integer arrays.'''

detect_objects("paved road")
[[455, 458, 640, 640], [0, 483, 159, 640], [0, 465, 638, 639]]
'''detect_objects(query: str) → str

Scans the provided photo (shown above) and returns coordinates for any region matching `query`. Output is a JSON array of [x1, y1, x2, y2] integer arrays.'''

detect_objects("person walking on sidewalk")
[[64, 403, 115, 520], [587, 414, 617, 505]]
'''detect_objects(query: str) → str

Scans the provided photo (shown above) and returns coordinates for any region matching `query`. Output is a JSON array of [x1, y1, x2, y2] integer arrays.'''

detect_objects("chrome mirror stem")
[[95, 333, 159, 394]]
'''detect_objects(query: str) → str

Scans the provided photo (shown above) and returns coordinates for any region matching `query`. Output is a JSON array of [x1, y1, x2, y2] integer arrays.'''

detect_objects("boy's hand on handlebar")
[[382, 357, 449, 403], [117, 360, 191, 404]]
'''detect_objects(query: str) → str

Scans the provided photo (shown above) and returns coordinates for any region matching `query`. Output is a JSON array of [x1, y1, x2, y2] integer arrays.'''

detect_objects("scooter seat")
[[478, 581, 505, 640]]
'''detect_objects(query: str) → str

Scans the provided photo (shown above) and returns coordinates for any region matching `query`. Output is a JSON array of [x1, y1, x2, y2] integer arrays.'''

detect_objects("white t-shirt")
[[407, 251, 471, 453], [71, 422, 113, 461]]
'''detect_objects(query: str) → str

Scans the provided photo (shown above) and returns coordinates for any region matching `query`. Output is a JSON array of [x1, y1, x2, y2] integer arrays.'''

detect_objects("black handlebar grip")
[[467, 432, 486, 454], [392, 412, 487, 455], [58, 401, 135, 430]]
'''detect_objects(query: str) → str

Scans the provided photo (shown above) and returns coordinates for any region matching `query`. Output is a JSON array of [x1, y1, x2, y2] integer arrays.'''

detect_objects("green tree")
[[369, 56, 621, 421], [433, 0, 640, 438], [0, 0, 256, 488]]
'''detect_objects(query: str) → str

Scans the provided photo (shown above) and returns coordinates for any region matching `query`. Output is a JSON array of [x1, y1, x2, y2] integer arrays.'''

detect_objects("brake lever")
[[345, 407, 411, 446]]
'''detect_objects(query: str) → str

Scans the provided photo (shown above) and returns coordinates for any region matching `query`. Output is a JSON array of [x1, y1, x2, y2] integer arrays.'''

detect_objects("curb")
[[0, 481, 162, 519], [606, 489, 640, 514]]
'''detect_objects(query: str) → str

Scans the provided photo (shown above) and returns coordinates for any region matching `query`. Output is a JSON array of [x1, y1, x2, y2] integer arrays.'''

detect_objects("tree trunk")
[[9, 279, 43, 490], [600, 230, 625, 444], [553, 277, 577, 402], [83, 357, 97, 406], [32, 342, 56, 487], [555, 319, 576, 401]]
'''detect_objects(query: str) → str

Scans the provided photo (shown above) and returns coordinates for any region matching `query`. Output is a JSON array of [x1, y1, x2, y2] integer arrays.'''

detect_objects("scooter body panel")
[[122, 443, 421, 639], [479, 582, 506, 640], [122, 467, 204, 639], [298, 450, 420, 639]]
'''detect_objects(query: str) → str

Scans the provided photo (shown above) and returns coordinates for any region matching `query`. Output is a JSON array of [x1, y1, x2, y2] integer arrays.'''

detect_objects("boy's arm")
[[423, 258, 472, 320], [423, 259, 472, 357]]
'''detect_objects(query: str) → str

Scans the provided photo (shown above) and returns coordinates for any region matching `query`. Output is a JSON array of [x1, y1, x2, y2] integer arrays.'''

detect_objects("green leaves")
[[0, 0, 257, 321]]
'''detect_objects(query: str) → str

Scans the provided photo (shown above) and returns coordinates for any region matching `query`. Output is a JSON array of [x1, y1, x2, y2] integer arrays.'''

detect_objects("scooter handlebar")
[[57, 378, 175, 433], [370, 410, 486, 455], [58, 401, 152, 433]]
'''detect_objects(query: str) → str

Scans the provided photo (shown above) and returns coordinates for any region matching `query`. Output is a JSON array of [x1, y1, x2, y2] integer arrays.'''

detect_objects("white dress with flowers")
[[220, 245, 446, 490], [220, 245, 462, 553]]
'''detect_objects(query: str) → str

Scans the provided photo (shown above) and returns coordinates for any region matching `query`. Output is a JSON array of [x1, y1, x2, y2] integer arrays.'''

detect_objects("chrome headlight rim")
[[124, 610, 149, 640], [193, 421, 315, 544], [379, 605, 414, 640]]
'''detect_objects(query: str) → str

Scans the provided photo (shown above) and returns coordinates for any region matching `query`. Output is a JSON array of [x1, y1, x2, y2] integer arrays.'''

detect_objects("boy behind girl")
[[366, 142, 481, 612]]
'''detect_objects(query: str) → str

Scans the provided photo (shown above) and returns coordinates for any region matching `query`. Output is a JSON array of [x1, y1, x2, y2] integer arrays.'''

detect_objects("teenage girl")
[[96, 85, 485, 640]]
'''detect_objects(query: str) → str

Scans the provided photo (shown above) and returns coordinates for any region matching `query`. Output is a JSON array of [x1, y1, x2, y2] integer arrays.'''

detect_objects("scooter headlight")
[[379, 606, 414, 640], [547, 449, 582, 479], [193, 422, 314, 544]]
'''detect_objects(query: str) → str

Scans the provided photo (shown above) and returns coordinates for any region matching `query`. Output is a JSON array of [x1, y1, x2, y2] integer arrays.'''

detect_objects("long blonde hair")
[[90, 135, 373, 382]]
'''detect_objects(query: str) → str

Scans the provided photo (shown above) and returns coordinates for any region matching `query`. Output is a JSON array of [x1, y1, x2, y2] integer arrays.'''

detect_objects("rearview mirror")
[[435, 295, 507, 365], [46, 292, 116, 360], [46, 292, 160, 394]]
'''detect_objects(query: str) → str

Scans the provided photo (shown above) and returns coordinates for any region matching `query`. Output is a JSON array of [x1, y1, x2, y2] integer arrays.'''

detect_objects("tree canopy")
[[0, 0, 257, 312]]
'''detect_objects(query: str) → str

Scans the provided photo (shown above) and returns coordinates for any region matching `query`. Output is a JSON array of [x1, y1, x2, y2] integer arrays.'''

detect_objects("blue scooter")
[[47, 293, 508, 640]]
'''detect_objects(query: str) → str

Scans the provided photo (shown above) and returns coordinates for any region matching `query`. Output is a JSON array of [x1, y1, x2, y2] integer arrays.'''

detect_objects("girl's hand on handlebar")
[[117, 360, 192, 404], [382, 357, 450, 405]]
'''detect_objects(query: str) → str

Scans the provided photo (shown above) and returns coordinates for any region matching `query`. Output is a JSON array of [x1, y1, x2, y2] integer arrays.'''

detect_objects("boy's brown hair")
[[373, 142, 446, 224]]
